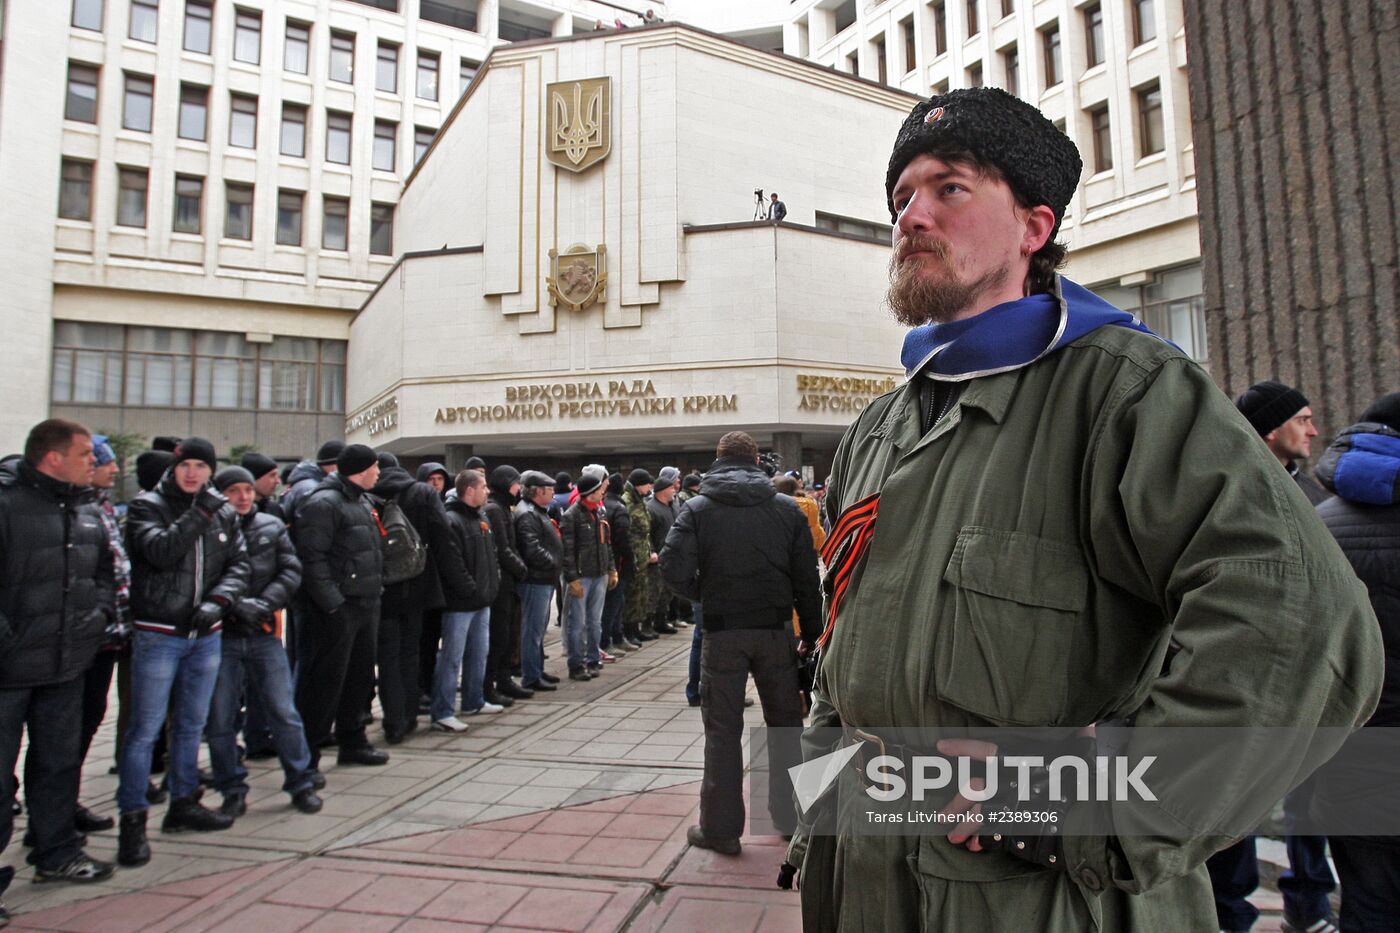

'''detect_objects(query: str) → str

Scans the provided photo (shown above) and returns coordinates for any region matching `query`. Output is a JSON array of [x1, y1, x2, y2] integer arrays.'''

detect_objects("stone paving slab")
[[627, 885, 801, 933]]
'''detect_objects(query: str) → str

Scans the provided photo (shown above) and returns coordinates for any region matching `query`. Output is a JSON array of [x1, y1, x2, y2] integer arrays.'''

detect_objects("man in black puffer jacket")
[[0, 421, 115, 900], [483, 465, 533, 706], [205, 467, 322, 819], [1313, 393, 1400, 931], [120, 437, 250, 865], [372, 455, 459, 743], [431, 470, 500, 732], [659, 431, 819, 856], [292, 444, 387, 769], [515, 471, 563, 693], [560, 474, 615, 679]]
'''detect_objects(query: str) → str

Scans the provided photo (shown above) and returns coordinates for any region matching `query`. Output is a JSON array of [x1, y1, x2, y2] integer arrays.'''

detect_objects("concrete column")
[[771, 432, 803, 475], [444, 444, 474, 474]]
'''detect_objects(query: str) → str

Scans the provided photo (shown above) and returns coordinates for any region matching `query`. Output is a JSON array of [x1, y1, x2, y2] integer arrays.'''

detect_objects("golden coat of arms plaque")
[[546, 243, 607, 313], [546, 78, 611, 173]]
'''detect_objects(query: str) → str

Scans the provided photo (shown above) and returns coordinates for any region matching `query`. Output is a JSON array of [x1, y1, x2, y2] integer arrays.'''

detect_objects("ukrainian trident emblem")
[[546, 243, 607, 313], [546, 78, 611, 173]]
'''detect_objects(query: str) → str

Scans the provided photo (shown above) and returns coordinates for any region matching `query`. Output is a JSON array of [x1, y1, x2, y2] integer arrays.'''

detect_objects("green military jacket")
[[791, 321, 1382, 931]]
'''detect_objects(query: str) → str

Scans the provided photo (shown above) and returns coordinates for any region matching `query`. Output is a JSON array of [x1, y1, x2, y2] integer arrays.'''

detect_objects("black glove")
[[232, 597, 274, 632], [777, 862, 798, 890], [194, 487, 228, 518], [192, 599, 228, 633]]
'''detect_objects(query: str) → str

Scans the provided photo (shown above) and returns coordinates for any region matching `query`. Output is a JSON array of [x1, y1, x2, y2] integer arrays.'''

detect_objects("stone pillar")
[[444, 444, 474, 475], [771, 432, 803, 475], [1184, 0, 1399, 442]]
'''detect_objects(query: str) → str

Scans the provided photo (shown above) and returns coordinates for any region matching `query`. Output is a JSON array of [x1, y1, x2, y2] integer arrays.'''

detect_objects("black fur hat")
[[885, 87, 1082, 237]]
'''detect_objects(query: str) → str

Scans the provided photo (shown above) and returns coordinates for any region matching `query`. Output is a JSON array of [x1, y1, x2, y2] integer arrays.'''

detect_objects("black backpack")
[[380, 498, 428, 585]]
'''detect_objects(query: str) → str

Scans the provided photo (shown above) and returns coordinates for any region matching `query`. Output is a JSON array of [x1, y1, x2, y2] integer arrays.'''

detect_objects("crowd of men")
[[0, 421, 836, 925]]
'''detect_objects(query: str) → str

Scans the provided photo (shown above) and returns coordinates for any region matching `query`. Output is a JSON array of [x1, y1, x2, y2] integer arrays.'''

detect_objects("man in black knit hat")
[[241, 452, 285, 521], [1235, 380, 1329, 506]]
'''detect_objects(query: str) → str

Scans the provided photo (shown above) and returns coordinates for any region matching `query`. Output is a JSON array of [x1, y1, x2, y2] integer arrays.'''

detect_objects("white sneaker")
[[462, 702, 504, 715], [432, 716, 469, 733]]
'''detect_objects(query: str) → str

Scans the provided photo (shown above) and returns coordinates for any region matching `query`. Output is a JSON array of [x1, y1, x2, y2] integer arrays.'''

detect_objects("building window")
[[874, 37, 887, 85], [1131, 0, 1156, 46], [421, 0, 477, 31], [1000, 0, 1013, 17], [72, 0, 103, 31], [1091, 264, 1206, 361], [814, 211, 893, 242], [376, 42, 399, 92], [195, 331, 256, 408], [965, 0, 978, 38], [280, 104, 306, 157], [184, 0, 212, 53], [459, 57, 479, 92], [1084, 3, 1104, 68], [1136, 81, 1165, 157], [966, 63, 982, 87], [58, 159, 94, 221], [122, 73, 154, 132], [345, 0, 399, 9], [231, 7, 260, 64], [329, 31, 354, 83], [276, 189, 303, 245], [284, 20, 310, 74], [326, 111, 351, 164], [930, 1, 947, 56], [832, 0, 857, 35], [1089, 104, 1112, 172], [65, 63, 99, 124], [370, 202, 394, 255], [414, 125, 434, 164], [177, 83, 207, 140], [932, 78, 949, 96], [224, 182, 253, 240], [846, 50, 859, 75], [1041, 22, 1062, 88], [50, 322, 124, 405], [116, 166, 148, 227], [417, 50, 439, 100], [900, 17, 916, 74], [129, 0, 158, 43], [373, 120, 396, 171], [322, 196, 349, 250], [228, 94, 257, 148], [1002, 45, 1018, 97], [51, 322, 345, 411], [172, 174, 203, 234]]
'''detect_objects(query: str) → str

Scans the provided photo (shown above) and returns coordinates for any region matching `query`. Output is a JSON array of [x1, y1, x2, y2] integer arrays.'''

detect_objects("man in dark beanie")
[[784, 87, 1382, 930], [622, 469, 656, 643], [292, 444, 387, 768], [136, 450, 174, 493], [241, 452, 285, 521], [1235, 380, 1328, 505], [119, 437, 250, 865], [204, 467, 321, 818], [483, 465, 533, 706]]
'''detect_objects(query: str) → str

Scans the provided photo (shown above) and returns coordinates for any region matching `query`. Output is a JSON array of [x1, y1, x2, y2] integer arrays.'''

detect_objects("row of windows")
[[65, 63, 438, 172], [59, 159, 396, 255], [866, 1, 1155, 94], [72, 0, 481, 102], [52, 321, 346, 413]]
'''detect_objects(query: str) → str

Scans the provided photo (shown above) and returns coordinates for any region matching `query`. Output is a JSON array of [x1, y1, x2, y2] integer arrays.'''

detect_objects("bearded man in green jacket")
[[786, 87, 1383, 931]]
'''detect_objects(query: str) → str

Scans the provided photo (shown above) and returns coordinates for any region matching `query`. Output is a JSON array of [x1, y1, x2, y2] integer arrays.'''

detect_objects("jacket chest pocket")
[[933, 526, 1089, 726]]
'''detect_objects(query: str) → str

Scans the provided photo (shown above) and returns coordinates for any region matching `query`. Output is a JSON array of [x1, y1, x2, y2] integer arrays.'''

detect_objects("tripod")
[[753, 188, 769, 221]]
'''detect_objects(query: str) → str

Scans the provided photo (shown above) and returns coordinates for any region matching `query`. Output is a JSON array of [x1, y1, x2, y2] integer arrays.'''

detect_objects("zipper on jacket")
[[191, 532, 205, 639]]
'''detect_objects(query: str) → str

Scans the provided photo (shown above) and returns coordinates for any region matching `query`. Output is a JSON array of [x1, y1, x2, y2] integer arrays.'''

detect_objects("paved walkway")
[[3, 624, 1291, 931]]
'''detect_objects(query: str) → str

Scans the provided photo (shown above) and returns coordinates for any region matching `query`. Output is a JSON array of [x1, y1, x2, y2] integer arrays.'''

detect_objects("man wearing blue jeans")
[[205, 467, 322, 817], [559, 474, 615, 680], [685, 602, 704, 706], [515, 472, 563, 692], [119, 438, 250, 867], [432, 469, 501, 732]]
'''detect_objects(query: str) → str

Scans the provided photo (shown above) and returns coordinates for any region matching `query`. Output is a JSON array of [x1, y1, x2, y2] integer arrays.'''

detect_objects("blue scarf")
[[899, 277, 1160, 379]]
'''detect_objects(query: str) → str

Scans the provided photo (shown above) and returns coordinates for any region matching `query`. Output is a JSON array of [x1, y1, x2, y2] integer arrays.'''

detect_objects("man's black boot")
[[291, 788, 323, 814], [161, 797, 234, 833], [497, 679, 534, 700], [655, 620, 678, 635], [73, 804, 114, 833], [337, 745, 390, 766], [219, 792, 246, 818], [482, 685, 514, 708], [117, 812, 151, 866]]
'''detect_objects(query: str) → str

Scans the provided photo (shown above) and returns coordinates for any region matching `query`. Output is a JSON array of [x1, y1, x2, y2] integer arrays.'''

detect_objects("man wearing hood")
[[371, 456, 459, 743], [205, 467, 321, 817], [0, 420, 116, 906], [646, 466, 683, 636], [281, 440, 344, 523], [292, 445, 388, 770], [1312, 393, 1400, 931], [416, 462, 451, 499], [599, 469, 635, 656], [781, 87, 1381, 930], [414, 460, 452, 705], [483, 465, 534, 706], [120, 437, 251, 865], [660, 431, 820, 857]]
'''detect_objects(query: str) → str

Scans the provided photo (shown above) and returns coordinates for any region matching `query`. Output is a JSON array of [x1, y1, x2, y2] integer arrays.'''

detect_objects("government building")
[[2, 0, 1205, 484]]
